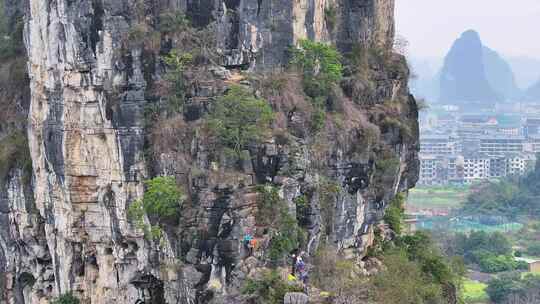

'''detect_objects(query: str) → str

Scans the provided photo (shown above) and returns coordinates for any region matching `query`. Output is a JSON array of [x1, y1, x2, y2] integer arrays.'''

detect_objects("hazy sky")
[[396, 0, 540, 60]]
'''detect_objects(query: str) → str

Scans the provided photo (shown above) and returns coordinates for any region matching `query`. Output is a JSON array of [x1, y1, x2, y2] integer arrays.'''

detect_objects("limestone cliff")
[[0, 0, 419, 303], [439, 30, 502, 105]]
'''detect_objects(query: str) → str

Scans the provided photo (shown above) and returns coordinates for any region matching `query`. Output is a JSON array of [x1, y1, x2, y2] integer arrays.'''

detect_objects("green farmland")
[[408, 186, 470, 210]]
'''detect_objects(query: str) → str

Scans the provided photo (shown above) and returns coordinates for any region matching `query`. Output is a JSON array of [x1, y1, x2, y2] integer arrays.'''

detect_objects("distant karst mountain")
[[411, 30, 540, 105], [411, 30, 535, 104], [482, 46, 521, 100], [524, 79, 540, 102], [507, 56, 540, 89], [439, 30, 503, 104]]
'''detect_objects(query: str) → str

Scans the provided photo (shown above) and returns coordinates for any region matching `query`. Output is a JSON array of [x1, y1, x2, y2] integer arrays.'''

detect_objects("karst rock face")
[[439, 30, 502, 104], [0, 0, 418, 303]]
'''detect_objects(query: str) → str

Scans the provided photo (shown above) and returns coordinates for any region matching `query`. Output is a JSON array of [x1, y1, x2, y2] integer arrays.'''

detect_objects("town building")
[[496, 125, 521, 137], [526, 135, 540, 153], [463, 154, 491, 183], [489, 157, 508, 178], [418, 154, 466, 185], [446, 155, 465, 184], [420, 135, 461, 155], [493, 115, 523, 137], [418, 155, 442, 185], [515, 257, 540, 273], [479, 136, 524, 157], [460, 115, 498, 129], [524, 118, 540, 138], [418, 112, 537, 185], [506, 154, 528, 176]]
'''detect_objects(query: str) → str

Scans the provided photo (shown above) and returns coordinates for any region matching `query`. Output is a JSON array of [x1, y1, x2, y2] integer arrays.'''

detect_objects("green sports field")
[[408, 186, 470, 210]]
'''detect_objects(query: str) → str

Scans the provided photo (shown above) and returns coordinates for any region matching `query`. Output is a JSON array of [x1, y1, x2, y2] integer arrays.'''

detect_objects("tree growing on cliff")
[[374, 249, 445, 304], [255, 185, 305, 263], [208, 85, 274, 159], [290, 39, 343, 91], [127, 176, 184, 241], [290, 39, 343, 99], [383, 193, 406, 235], [161, 50, 193, 114], [290, 39, 343, 132], [142, 176, 183, 219], [375, 231, 465, 304]]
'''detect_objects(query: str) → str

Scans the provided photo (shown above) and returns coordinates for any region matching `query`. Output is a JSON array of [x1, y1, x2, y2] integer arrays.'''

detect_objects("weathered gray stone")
[[0, 1, 422, 304], [284, 292, 309, 304]]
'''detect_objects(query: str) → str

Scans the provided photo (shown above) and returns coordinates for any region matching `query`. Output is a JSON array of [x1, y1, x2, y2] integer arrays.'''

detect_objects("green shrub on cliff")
[[162, 50, 193, 113], [159, 12, 190, 33], [310, 100, 327, 133], [127, 176, 183, 240], [242, 270, 304, 304], [396, 232, 461, 285], [142, 176, 183, 219], [294, 195, 310, 226], [51, 292, 79, 304], [290, 39, 343, 99], [374, 249, 445, 304], [376, 154, 400, 173], [383, 193, 406, 235], [290, 39, 343, 92], [127, 199, 145, 230], [290, 39, 343, 133], [268, 211, 301, 262], [255, 185, 303, 263], [209, 85, 274, 158], [375, 231, 465, 304]]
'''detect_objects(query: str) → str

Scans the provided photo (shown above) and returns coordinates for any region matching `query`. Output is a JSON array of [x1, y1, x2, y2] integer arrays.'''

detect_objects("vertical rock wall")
[[0, 0, 419, 303], [24, 0, 153, 303]]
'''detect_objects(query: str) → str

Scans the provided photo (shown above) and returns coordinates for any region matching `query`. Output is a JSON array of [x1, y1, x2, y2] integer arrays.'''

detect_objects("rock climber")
[[243, 232, 253, 256], [249, 238, 258, 253], [295, 254, 309, 286], [290, 250, 299, 275]]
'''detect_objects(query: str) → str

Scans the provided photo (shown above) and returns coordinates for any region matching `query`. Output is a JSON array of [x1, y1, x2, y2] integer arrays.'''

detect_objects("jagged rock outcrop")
[[0, 0, 419, 303]]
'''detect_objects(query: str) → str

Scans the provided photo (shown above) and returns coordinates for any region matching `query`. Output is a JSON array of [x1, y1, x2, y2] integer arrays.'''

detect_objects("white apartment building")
[[525, 118, 540, 138], [479, 137, 524, 157], [507, 155, 527, 176], [489, 157, 507, 178], [419, 154, 466, 185], [447, 155, 465, 183], [526, 136, 540, 153], [419, 155, 440, 185], [497, 126, 521, 137], [420, 135, 460, 155], [419, 152, 536, 185], [463, 154, 491, 184]]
